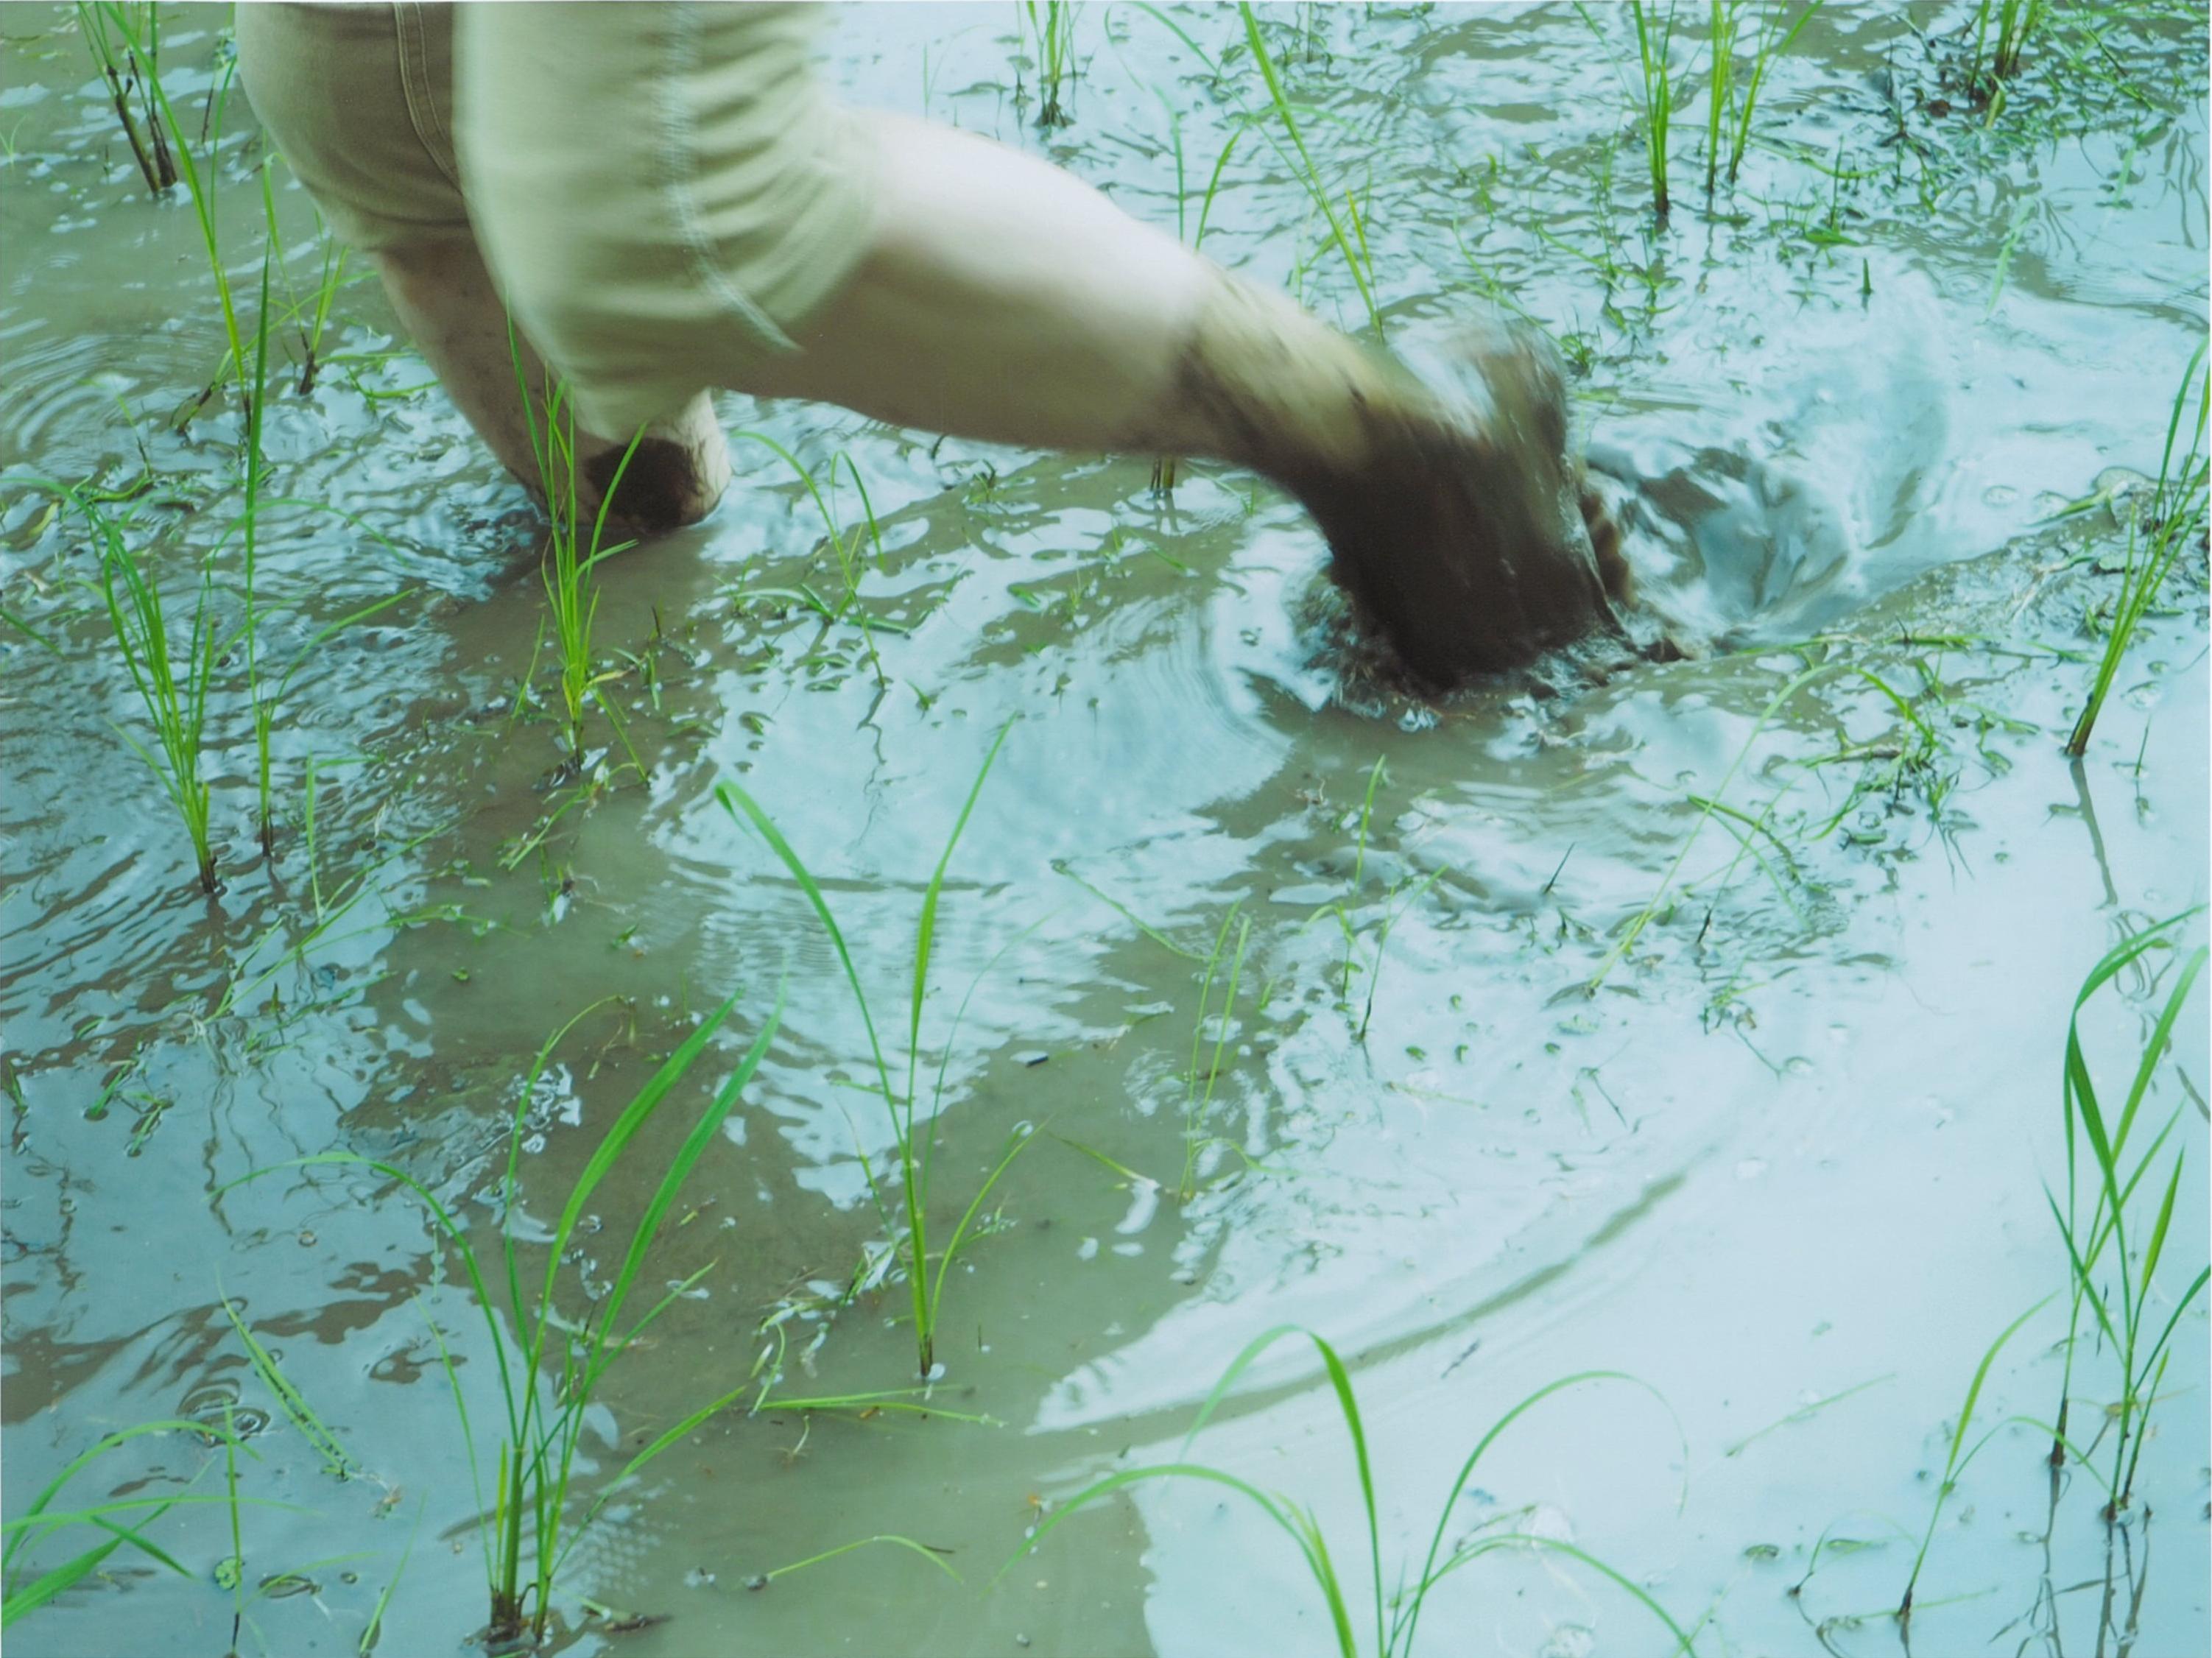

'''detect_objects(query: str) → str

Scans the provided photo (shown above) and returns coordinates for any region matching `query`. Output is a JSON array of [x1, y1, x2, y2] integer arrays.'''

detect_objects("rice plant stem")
[[1727, 2, 1823, 184], [82, 496, 219, 892], [716, 722, 1015, 1377], [1630, 1, 1680, 219], [242, 244, 278, 853], [1899, 1297, 2049, 1619], [2066, 342, 2208, 755], [2049, 916, 2203, 1464], [73, 3, 171, 194], [1238, 3, 1382, 334], [106, 4, 247, 418], [219, 991, 773, 1643]]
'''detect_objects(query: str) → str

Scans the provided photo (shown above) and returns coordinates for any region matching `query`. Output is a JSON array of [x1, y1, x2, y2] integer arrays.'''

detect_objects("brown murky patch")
[[1168, 297, 1625, 692], [584, 436, 719, 539]]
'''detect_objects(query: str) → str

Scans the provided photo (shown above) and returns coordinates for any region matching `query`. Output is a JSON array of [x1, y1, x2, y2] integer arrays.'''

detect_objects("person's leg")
[[745, 112, 1620, 677], [371, 236, 730, 535], [233, 2, 728, 534], [459, 3, 1617, 686]]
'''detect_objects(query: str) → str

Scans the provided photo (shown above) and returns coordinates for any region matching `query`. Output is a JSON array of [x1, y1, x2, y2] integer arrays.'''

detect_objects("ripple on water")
[[0, 329, 150, 470]]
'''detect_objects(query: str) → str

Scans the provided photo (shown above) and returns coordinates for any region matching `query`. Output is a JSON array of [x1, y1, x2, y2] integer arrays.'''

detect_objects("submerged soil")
[[3, 4, 2206, 1656]]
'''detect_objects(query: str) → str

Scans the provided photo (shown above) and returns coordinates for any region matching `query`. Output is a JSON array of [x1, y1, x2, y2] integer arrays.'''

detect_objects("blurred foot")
[[1156, 275, 1621, 691], [1293, 318, 1621, 689]]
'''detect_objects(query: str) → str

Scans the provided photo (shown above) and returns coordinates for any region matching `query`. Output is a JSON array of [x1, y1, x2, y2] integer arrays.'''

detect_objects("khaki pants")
[[237, 2, 877, 436]]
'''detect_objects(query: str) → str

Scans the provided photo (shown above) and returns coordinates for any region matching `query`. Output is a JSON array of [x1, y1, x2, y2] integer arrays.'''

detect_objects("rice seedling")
[[260, 162, 353, 395], [2065, 342, 2208, 757], [1238, 2, 1382, 336], [222, 990, 781, 1648], [1705, 1, 1824, 191], [2044, 917, 2208, 1517], [105, 2, 252, 425], [1007, 1326, 1695, 1657], [82, 494, 222, 892], [1630, 1, 1683, 219], [239, 250, 279, 855], [72, 1, 174, 194], [1580, 1, 1684, 219], [510, 336, 645, 768], [1351, 869, 1444, 1047], [214, 250, 409, 859], [1022, 0, 1077, 130], [716, 722, 1034, 1379], [1702, 0, 1739, 197], [1897, 1298, 2057, 1622], [1, 1417, 283, 1629], [1971, 0, 2048, 89]]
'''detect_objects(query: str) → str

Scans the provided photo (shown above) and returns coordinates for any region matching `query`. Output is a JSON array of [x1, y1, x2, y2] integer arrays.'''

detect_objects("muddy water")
[[3, 4, 2206, 1655]]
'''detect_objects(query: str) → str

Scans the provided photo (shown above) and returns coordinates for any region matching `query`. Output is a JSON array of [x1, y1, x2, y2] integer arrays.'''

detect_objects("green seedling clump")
[[510, 338, 647, 768], [1705, 1, 1825, 191], [2065, 342, 2208, 757], [718, 723, 1032, 1379], [224, 992, 780, 1648], [1009, 1326, 1695, 1657], [73, 1, 175, 195], [2046, 916, 2208, 1515], [1023, 0, 1077, 129]]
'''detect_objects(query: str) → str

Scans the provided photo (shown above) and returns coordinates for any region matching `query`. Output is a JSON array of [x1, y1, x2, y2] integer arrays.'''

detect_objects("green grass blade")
[[2045, 1187, 2122, 1352], [219, 1291, 353, 1477], [908, 721, 1014, 1110], [1405, 1369, 1671, 1651], [543, 992, 741, 1297], [998, 1463, 1302, 1585], [583, 992, 781, 1377], [1901, 1296, 2049, 1610], [2112, 946, 2206, 1157], [1177, 1322, 1311, 1453], [4, 1537, 126, 1626], [762, 1534, 963, 1587], [714, 783, 895, 1101], [924, 1122, 1038, 1333], [2137, 1150, 2183, 1304], [1306, 1334, 1383, 1657]]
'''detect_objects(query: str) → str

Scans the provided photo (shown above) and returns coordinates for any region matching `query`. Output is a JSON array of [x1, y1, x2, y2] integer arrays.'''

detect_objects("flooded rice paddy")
[[2, 3, 2207, 1654]]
